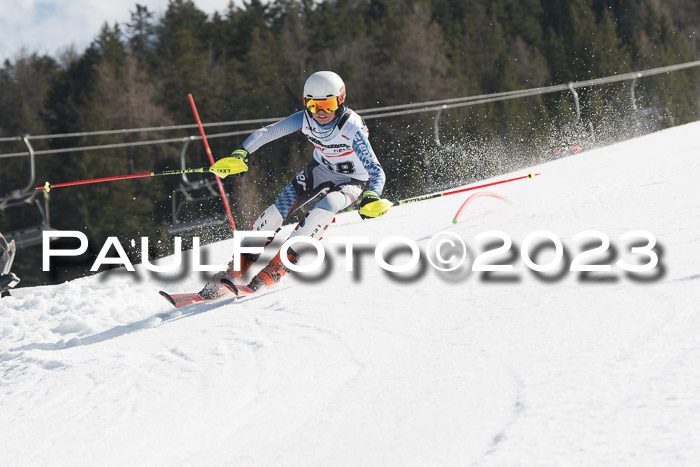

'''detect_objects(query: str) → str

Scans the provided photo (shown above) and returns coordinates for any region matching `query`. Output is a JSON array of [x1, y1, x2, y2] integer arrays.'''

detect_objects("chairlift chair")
[[0, 135, 52, 249], [165, 138, 230, 235]]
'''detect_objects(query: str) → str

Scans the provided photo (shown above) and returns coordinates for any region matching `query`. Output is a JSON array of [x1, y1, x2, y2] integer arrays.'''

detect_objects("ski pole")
[[394, 172, 540, 206], [188, 94, 237, 232], [36, 158, 247, 192]]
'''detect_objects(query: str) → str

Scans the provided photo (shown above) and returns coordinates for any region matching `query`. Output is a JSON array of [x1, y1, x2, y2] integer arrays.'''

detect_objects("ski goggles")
[[304, 96, 340, 114]]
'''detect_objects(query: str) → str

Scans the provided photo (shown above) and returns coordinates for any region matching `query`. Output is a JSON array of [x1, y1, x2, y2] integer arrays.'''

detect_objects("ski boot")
[[199, 252, 260, 299], [245, 207, 334, 291], [247, 248, 299, 292]]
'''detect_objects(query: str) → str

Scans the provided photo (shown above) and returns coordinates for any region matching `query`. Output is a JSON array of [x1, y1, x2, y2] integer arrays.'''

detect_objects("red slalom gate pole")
[[394, 172, 540, 206], [188, 93, 237, 232], [452, 191, 510, 224]]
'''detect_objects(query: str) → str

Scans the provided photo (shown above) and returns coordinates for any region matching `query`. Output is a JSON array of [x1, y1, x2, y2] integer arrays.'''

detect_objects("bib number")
[[322, 159, 356, 175]]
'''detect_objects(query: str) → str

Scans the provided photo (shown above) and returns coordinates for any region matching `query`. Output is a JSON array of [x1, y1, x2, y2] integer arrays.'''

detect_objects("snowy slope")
[[1, 122, 700, 466]]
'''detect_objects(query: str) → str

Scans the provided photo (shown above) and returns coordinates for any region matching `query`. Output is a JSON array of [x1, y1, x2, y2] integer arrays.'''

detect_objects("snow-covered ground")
[[1, 122, 700, 466]]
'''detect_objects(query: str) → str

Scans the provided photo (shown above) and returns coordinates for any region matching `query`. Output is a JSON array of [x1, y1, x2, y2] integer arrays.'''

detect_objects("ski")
[[159, 280, 254, 309], [159, 291, 208, 308], [159, 290, 216, 308], [220, 279, 256, 297]]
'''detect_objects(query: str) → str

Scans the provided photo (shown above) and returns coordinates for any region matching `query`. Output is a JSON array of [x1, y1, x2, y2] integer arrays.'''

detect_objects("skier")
[[0, 232, 20, 298], [199, 71, 390, 298]]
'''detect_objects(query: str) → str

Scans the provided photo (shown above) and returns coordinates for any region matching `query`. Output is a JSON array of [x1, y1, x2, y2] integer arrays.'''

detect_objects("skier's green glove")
[[358, 191, 393, 219], [231, 148, 248, 163]]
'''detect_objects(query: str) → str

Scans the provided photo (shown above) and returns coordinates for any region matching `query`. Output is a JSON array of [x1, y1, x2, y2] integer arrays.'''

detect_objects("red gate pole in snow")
[[452, 191, 510, 224], [188, 93, 237, 232]]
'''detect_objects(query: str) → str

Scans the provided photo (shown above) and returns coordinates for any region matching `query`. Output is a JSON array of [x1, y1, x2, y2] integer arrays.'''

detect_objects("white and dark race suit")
[[240, 108, 386, 220]]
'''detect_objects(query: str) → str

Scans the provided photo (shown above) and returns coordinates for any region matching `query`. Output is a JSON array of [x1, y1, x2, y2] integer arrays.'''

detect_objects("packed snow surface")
[[2, 122, 700, 466]]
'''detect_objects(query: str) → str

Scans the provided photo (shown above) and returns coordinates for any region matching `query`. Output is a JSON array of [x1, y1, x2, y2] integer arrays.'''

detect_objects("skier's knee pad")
[[289, 208, 336, 240], [242, 204, 284, 248], [314, 190, 357, 212]]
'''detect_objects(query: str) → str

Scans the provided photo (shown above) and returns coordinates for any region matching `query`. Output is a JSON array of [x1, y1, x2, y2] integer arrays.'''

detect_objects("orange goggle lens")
[[305, 97, 339, 114]]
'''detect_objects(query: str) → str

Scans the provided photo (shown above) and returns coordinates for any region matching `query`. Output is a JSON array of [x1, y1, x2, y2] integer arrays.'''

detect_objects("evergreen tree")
[[155, 0, 213, 120], [127, 4, 158, 60]]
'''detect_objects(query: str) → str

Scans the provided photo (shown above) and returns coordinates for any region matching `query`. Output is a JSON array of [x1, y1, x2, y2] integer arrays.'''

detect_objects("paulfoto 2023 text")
[[42, 229, 661, 278]]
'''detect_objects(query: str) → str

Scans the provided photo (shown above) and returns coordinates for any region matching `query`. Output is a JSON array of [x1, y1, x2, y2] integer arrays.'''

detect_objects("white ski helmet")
[[303, 71, 346, 114]]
